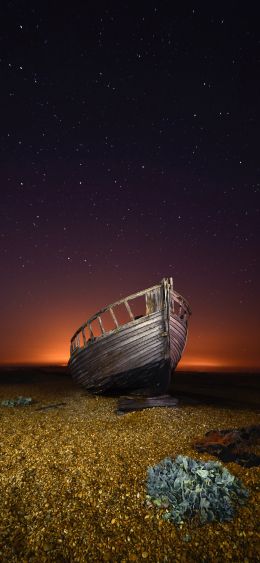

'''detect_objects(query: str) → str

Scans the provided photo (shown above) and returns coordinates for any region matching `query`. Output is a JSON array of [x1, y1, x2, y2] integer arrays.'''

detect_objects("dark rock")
[[193, 424, 260, 467]]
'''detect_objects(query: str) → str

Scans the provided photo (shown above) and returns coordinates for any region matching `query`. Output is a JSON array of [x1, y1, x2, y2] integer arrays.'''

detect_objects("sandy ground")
[[0, 368, 259, 562]]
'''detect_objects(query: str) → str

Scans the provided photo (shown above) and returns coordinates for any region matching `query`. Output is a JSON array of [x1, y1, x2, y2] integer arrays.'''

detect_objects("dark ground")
[[170, 370, 260, 410], [0, 365, 259, 410], [0, 365, 259, 561]]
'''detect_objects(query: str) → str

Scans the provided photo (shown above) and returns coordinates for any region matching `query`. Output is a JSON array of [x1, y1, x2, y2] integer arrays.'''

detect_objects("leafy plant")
[[146, 455, 248, 525], [1, 396, 32, 407]]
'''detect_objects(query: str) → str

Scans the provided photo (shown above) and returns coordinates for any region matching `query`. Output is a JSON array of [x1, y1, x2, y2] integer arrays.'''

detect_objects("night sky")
[[1, 3, 259, 369]]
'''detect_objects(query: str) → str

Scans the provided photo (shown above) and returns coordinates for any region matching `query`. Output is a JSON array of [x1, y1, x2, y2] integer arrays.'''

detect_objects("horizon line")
[[0, 362, 259, 373]]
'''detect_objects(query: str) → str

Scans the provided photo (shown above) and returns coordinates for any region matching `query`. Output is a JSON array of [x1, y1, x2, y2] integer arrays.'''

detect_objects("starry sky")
[[1, 3, 259, 369]]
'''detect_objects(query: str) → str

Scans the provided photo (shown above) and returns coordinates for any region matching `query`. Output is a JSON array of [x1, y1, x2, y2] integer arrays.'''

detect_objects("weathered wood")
[[124, 300, 134, 320], [117, 394, 178, 413], [71, 283, 162, 343], [88, 322, 94, 339], [70, 314, 165, 390], [69, 278, 191, 395], [110, 307, 119, 328], [98, 315, 105, 334], [145, 288, 163, 315], [82, 328, 87, 346]]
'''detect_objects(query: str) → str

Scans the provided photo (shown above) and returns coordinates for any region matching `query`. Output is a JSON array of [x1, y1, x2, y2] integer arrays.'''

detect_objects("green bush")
[[146, 455, 248, 524]]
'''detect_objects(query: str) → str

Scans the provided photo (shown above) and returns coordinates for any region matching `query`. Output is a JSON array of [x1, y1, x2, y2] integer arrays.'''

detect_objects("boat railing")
[[170, 289, 191, 322], [70, 281, 191, 354], [71, 283, 160, 353]]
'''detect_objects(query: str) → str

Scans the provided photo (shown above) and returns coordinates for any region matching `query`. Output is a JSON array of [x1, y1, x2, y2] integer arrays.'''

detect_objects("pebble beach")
[[0, 369, 259, 562]]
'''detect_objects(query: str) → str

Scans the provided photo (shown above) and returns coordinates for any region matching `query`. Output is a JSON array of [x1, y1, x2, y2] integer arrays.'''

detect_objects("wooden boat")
[[68, 277, 191, 395]]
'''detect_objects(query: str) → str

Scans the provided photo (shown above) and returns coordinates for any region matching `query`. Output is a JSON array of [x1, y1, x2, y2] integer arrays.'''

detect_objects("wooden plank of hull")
[[86, 312, 164, 353], [71, 313, 165, 372], [73, 358, 172, 395], [76, 313, 164, 368], [69, 311, 170, 393], [169, 312, 188, 369], [70, 342, 167, 390]]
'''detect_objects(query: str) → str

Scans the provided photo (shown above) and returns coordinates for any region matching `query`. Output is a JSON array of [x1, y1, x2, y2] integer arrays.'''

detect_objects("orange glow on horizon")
[[1, 351, 259, 373], [0, 288, 259, 373], [177, 358, 260, 372]]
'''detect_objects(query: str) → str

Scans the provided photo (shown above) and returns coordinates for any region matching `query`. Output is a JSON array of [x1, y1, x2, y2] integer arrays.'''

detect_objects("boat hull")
[[69, 356, 171, 395], [68, 278, 191, 395], [69, 311, 170, 394]]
